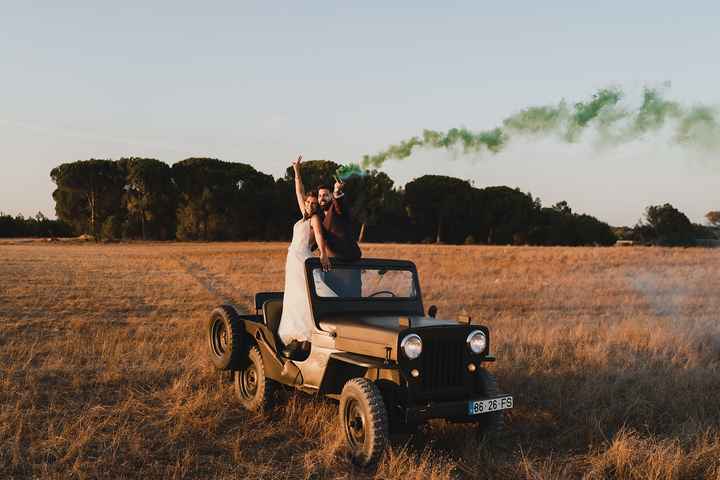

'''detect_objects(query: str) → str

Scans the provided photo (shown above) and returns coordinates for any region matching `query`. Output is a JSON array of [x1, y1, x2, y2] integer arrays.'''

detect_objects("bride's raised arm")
[[292, 155, 307, 217]]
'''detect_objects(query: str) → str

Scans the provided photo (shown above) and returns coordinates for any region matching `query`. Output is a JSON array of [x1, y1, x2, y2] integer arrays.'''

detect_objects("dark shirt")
[[321, 194, 361, 261]]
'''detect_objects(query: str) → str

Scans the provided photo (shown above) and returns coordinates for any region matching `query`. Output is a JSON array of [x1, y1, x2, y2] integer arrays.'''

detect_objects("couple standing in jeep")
[[206, 181, 513, 465], [278, 155, 362, 355], [206, 156, 512, 467]]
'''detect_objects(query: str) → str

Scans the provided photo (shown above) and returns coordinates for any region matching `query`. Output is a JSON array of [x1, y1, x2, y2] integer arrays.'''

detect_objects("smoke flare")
[[361, 86, 720, 168], [335, 163, 365, 181]]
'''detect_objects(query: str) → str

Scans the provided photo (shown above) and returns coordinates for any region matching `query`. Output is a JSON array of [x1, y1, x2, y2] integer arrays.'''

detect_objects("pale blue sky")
[[1, 1, 718, 225]]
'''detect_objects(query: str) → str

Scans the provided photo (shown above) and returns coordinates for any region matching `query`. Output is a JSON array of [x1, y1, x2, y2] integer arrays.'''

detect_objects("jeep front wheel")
[[234, 346, 275, 411], [339, 378, 389, 467]]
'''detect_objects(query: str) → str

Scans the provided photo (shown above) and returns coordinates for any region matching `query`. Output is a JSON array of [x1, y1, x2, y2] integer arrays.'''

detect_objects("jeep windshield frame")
[[304, 258, 425, 320]]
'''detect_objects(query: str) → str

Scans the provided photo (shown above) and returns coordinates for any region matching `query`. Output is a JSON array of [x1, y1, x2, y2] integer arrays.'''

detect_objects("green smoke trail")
[[361, 86, 720, 168], [566, 87, 625, 142], [335, 163, 365, 180], [421, 127, 507, 152], [502, 104, 567, 134], [571, 88, 624, 127], [633, 88, 682, 134], [676, 106, 720, 149]]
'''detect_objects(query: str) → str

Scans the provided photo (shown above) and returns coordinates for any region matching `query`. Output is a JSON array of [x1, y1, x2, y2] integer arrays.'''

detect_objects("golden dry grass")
[[1, 242, 719, 479]]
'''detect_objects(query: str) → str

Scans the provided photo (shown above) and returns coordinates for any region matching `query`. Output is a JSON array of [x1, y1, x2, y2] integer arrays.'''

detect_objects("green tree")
[[51, 189, 88, 234], [0, 212, 72, 238], [100, 215, 122, 241], [552, 200, 572, 215], [284, 159, 341, 191], [475, 186, 537, 244], [643, 203, 695, 246], [346, 170, 395, 242], [172, 158, 274, 240], [404, 175, 474, 243], [50, 160, 125, 239], [528, 201, 615, 246], [366, 188, 414, 243], [118, 158, 177, 240], [573, 214, 616, 245]]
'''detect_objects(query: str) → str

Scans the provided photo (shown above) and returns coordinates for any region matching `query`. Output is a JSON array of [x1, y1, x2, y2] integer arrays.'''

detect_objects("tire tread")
[[340, 378, 389, 466], [477, 368, 504, 435], [235, 346, 277, 412], [207, 304, 244, 371]]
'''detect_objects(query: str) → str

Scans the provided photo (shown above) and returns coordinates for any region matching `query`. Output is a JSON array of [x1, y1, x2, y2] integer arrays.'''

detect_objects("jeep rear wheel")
[[476, 368, 504, 436], [207, 305, 244, 371], [234, 346, 276, 412], [339, 378, 389, 467]]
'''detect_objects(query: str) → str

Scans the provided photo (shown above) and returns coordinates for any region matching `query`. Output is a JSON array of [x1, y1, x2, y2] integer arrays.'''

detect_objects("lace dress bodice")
[[288, 218, 313, 260]]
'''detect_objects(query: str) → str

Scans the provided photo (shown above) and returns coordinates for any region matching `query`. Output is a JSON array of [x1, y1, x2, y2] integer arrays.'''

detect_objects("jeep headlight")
[[467, 330, 487, 354], [401, 334, 422, 359]]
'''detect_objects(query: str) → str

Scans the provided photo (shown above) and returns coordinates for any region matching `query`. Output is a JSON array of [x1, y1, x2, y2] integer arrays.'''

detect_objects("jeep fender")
[[318, 352, 398, 396], [241, 320, 303, 386]]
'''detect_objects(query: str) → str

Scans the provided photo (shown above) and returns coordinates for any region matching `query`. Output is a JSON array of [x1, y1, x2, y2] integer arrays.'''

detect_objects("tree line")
[[2, 157, 716, 246], [0, 212, 74, 238], [44, 157, 619, 245], [617, 206, 719, 247]]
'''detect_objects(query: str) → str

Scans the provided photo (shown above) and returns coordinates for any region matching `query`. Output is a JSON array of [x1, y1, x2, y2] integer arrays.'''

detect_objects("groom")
[[317, 179, 362, 296]]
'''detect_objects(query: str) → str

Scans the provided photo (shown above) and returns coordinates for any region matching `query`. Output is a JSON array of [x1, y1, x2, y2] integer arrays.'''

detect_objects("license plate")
[[468, 396, 513, 415]]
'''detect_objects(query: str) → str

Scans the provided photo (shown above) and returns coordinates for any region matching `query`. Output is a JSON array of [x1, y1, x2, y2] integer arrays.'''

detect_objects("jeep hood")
[[319, 316, 460, 361]]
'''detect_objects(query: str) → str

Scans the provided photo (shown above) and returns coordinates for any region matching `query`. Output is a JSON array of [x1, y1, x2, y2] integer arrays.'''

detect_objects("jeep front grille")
[[419, 337, 465, 391]]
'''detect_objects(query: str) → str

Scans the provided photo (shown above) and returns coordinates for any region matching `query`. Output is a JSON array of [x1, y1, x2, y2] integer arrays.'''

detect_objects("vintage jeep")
[[206, 258, 512, 466]]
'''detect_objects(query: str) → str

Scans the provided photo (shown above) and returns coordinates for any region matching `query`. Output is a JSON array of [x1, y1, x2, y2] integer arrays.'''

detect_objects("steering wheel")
[[368, 290, 397, 298]]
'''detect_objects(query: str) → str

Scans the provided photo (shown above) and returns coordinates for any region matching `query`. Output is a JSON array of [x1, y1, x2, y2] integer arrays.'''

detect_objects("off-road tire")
[[339, 378, 389, 467], [207, 305, 245, 371], [476, 368, 504, 436], [234, 347, 276, 412]]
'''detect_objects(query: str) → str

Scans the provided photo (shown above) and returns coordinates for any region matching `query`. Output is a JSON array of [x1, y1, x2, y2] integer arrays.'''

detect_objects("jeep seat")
[[255, 292, 283, 315], [262, 299, 311, 361], [262, 299, 283, 339]]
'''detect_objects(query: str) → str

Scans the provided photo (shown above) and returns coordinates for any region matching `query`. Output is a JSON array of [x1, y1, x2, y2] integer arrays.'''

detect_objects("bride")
[[277, 155, 332, 350]]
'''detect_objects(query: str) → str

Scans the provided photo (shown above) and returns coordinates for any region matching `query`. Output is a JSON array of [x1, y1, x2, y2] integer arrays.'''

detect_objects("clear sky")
[[2, 1, 718, 226]]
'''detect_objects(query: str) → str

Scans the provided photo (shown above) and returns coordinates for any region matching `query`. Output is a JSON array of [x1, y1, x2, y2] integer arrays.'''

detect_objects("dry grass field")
[[1, 241, 719, 479]]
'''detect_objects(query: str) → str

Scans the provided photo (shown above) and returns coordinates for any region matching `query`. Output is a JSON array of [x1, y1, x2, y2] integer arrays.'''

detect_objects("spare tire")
[[207, 305, 245, 371]]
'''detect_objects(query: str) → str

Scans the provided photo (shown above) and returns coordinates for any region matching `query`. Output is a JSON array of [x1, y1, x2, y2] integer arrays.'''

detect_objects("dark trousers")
[[323, 268, 362, 297]]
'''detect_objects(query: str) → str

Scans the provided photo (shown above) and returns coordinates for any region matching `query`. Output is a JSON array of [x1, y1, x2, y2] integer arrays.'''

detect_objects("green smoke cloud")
[[633, 88, 682, 134], [676, 106, 720, 149], [361, 86, 720, 168], [335, 163, 365, 180]]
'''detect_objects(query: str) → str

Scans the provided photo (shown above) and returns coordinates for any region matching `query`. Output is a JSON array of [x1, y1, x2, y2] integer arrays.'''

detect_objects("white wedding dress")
[[278, 217, 333, 344], [278, 217, 339, 345]]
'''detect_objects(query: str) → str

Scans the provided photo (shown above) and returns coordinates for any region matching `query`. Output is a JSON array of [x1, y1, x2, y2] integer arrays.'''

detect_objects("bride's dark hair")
[[303, 190, 319, 220]]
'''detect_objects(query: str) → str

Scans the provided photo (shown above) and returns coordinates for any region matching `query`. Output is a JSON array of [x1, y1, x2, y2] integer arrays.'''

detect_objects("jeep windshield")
[[305, 258, 424, 317], [310, 266, 418, 299]]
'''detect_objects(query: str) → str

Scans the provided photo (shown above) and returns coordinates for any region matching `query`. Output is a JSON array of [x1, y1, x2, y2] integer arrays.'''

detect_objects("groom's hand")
[[334, 179, 344, 196]]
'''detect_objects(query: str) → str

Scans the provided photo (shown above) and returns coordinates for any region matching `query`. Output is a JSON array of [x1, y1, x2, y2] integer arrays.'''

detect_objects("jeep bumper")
[[404, 394, 513, 423]]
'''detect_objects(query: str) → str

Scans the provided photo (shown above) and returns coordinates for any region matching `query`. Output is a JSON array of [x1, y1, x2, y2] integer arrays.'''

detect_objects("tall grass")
[[1, 242, 718, 479]]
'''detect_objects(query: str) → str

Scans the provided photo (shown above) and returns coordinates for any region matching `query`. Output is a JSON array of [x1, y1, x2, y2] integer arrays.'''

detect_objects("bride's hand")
[[320, 252, 331, 272], [292, 155, 302, 169]]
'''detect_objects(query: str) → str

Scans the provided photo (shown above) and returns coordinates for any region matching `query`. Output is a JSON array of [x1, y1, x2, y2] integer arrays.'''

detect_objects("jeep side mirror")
[[428, 305, 437, 318]]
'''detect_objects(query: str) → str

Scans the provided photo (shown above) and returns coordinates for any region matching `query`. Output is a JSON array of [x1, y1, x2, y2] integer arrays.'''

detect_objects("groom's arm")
[[332, 193, 346, 217], [331, 179, 349, 219]]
